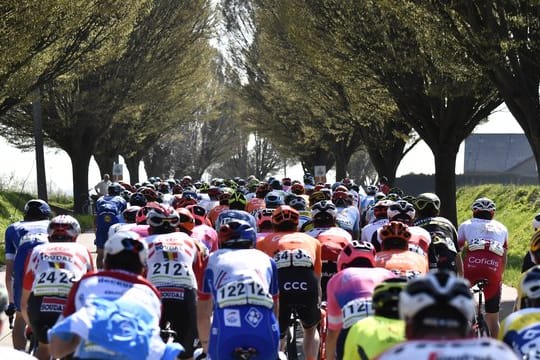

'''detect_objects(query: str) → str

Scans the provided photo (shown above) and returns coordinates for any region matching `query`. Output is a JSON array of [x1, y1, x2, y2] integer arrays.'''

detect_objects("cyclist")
[[48, 231, 183, 360], [188, 204, 219, 253], [500, 265, 540, 357], [325, 241, 395, 360], [413, 192, 463, 275], [305, 200, 352, 300], [208, 189, 232, 227], [0, 283, 35, 358], [375, 221, 428, 278], [145, 205, 207, 358], [264, 191, 285, 210], [4, 198, 51, 350], [255, 208, 275, 242], [342, 278, 407, 360], [20, 215, 94, 360], [521, 214, 540, 273], [286, 194, 311, 230], [359, 185, 378, 226], [458, 197, 508, 338], [360, 199, 391, 244], [377, 270, 517, 359], [332, 191, 360, 240], [383, 200, 430, 257], [247, 183, 270, 213], [94, 182, 127, 269], [257, 205, 322, 360], [197, 220, 280, 360]]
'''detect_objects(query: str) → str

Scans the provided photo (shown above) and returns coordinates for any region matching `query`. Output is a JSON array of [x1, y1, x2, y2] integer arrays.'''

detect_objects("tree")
[[429, 1, 540, 184]]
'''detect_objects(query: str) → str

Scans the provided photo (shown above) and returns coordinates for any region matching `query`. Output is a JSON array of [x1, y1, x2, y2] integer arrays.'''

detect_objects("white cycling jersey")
[[457, 218, 508, 251]]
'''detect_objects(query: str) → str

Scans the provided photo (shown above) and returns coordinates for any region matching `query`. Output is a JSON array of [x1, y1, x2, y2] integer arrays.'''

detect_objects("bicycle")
[[471, 279, 490, 337], [160, 321, 177, 344], [233, 347, 258, 360], [24, 325, 38, 356], [285, 309, 301, 360]]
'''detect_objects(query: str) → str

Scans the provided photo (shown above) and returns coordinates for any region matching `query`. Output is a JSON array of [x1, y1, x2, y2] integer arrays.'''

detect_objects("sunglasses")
[[148, 216, 180, 227], [121, 238, 145, 253]]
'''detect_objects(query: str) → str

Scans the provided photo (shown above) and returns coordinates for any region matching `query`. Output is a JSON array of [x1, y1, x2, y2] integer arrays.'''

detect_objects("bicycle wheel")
[[285, 319, 299, 360]]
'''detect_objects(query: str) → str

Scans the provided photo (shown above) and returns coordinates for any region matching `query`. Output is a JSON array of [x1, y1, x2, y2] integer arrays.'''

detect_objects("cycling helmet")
[[185, 204, 208, 226], [129, 192, 147, 207], [282, 177, 292, 187], [172, 194, 197, 209], [388, 187, 404, 197], [48, 215, 81, 242], [123, 205, 141, 223], [399, 270, 474, 327], [519, 265, 540, 308], [414, 192, 440, 212], [182, 190, 198, 201], [207, 186, 222, 201], [332, 191, 351, 207], [374, 192, 386, 202], [147, 205, 181, 229], [337, 240, 376, 270], [218, 190, 233, 204], [533, 213, 540, 231], [372, 277, 407, 319], [387, 200, 416, 224], [372, 199, 392, 219], [171, 183, 183, 195], [311, 200, 337, 220], [218, 220, 257, 248], [290, 183, 305, 195], [256, 208, 274, 230], [157, 182, 170, 194], [288, 195, 307, 211], [104, 231, 148, 267], [530, 230, 540, 264], [331, 182, 343, 192], [342, 177, 354, 189], [365, 185, 378, 196], [265, 191, 285, 209], [335, 185, 349, 193], [272, 205, 299, 227], [24, 199, 51, 219], [228, 192, 247, 210], [135, 205, 157, 225], [139, 187, 159, 202], [380, 221, 411, 251], [270, 179, 282, 190], [471, 197, 496, 213], [309, 191, 327, 207], [175, 207, 196, 232], [108, 182, 124, 196], [303, 173, 314, 185]]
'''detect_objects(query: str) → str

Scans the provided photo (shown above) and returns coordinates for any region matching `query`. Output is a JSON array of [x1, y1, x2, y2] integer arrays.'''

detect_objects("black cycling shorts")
[[485, 284, 502, 313], [27, 293, 66, 344], [277, 267, 320, 336], [159, 287, 198, 358]]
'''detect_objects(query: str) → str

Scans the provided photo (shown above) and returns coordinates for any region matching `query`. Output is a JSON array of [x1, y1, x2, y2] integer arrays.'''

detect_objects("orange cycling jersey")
[[375, 249, 428, 278], [208, 205, 229, 228], [246, 198, 266, 214], [257, 231, 322, 276]]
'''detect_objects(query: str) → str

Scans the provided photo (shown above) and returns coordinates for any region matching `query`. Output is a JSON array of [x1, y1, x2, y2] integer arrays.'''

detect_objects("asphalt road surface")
[[0, 232, 519, 355]]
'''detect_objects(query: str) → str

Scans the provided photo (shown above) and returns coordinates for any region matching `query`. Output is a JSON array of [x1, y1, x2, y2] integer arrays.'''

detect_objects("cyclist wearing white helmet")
[[377, 270, 518, 359], [361, 199, 391, 244], [325, 241, 395, 360], [48, 231, 183, 360], [500, 265, 540, 358], [458, 197, 508, 338], [20, 215, 93, 360]]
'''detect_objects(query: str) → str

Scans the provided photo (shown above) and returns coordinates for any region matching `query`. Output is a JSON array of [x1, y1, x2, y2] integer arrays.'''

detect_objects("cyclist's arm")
[[456, 255, 464, 277], [49, 333, 81, 358], [326, 328, 340, 360], [196, 297, 212, 353], [4, 259, 14, 303]]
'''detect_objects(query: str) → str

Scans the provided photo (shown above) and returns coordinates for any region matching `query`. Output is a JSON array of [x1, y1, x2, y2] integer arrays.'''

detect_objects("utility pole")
[[32, 87, 48, 201]]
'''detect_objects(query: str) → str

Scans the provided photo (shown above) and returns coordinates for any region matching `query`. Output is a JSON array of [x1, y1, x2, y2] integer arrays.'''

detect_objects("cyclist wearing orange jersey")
[[257, 205, 322, 360], [208, 190, 231, 227], [306, 200, 352, 301], [255, 208, 275, 242], [246, 183, 268, 214], [375, 222, 428, 279], [458, 197, 508, 338]]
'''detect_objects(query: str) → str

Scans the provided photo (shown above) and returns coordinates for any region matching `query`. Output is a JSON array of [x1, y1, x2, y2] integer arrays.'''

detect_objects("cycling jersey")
[[343, 315, 405, 360], [372, 225, 431, 256], [95, 195, 127, 248], [109, 223, 150, 239], [246, 197, 266, 214], [336, 206, 360, 239], [375, 249, 428, 279], [5, 219, 50, 261], [54, 270, 181, 360], [208, 204, 229, 228], [376, 338, 518, 360], [200, 248, 279, 360], [191, 224, 219, 253], [361, 218, 388, 244], [297, 210, 312, 231], [414, 216, 460, 272], [458, 218, 508, 311], [198, 197, 218, 213]]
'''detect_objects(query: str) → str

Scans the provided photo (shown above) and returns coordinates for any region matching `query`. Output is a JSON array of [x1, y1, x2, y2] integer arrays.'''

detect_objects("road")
[[0, 232, 519, 351]]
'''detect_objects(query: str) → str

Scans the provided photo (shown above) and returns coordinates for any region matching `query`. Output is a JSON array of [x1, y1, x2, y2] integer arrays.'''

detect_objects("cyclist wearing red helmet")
[[361, 199, 391, 244], [458, 197, 508, 338], [325, 241, 395, 360], [257, 205, 322, 360], [187, 204, 219, 253]]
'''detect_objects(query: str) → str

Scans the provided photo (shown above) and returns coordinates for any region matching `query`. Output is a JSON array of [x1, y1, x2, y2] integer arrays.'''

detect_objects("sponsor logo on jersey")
[[245, 307, 263, 328], [224, 309, 241, 327]]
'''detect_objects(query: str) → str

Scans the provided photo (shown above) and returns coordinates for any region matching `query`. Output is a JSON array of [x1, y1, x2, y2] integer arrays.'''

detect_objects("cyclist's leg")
[[484, 284, 502, 338], [27, 294, 64, 360], [160, 289, 198, 358], [298, 303, 321, 360], [12, 311, 27, 350]]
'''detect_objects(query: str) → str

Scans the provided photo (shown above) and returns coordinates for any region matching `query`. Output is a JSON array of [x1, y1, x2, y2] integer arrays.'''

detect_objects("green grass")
[[0, 185, 536, 288]]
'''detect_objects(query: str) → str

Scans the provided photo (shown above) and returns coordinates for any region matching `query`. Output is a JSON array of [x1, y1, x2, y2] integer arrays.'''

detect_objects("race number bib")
[[274, 249, 314, 269], [408, 244, 426, 257], [468, 238, 504, 256], [342, 298, 373, 328], [390, 269, 422, 280], [149, 262, 195, 288], [216, 280, 273, 309], [33, 269, 76, 296]]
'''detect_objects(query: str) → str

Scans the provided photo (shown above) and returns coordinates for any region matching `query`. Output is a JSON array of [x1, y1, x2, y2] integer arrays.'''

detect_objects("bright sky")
[[0, 103, 523, 195]]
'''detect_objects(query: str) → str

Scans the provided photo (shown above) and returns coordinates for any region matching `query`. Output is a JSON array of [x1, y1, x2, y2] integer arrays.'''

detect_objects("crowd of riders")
[[3, 172, 540, 359]]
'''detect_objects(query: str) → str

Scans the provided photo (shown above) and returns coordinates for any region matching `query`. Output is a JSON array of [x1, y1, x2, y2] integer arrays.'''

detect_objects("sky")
[[0, 103, 524, 196]]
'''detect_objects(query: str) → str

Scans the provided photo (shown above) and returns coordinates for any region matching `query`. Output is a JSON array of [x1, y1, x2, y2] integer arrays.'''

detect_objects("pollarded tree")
[[305, 0, 503, 224], [0, 0, 148, 115], [428, 1, 540, 184]]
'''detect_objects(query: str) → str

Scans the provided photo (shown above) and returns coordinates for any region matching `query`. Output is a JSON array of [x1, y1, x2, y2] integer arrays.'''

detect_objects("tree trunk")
[[93, 152, 117, 179], [124, 155, 141, 184], [71, 151, 93, 214], [333, 145, 353, 181], [32, 88, 48, 201], [367, 148, 401, 187], [433, 150, 458, 226]]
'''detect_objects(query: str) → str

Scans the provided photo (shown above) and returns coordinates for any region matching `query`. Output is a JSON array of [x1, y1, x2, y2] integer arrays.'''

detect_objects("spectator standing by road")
[[94, 174, 111, 197]]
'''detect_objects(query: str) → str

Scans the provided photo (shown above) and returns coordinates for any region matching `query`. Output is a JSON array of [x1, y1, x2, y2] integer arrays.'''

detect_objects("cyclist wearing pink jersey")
[[325, 241, 395, 360], [458, 197, 508, 338]]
